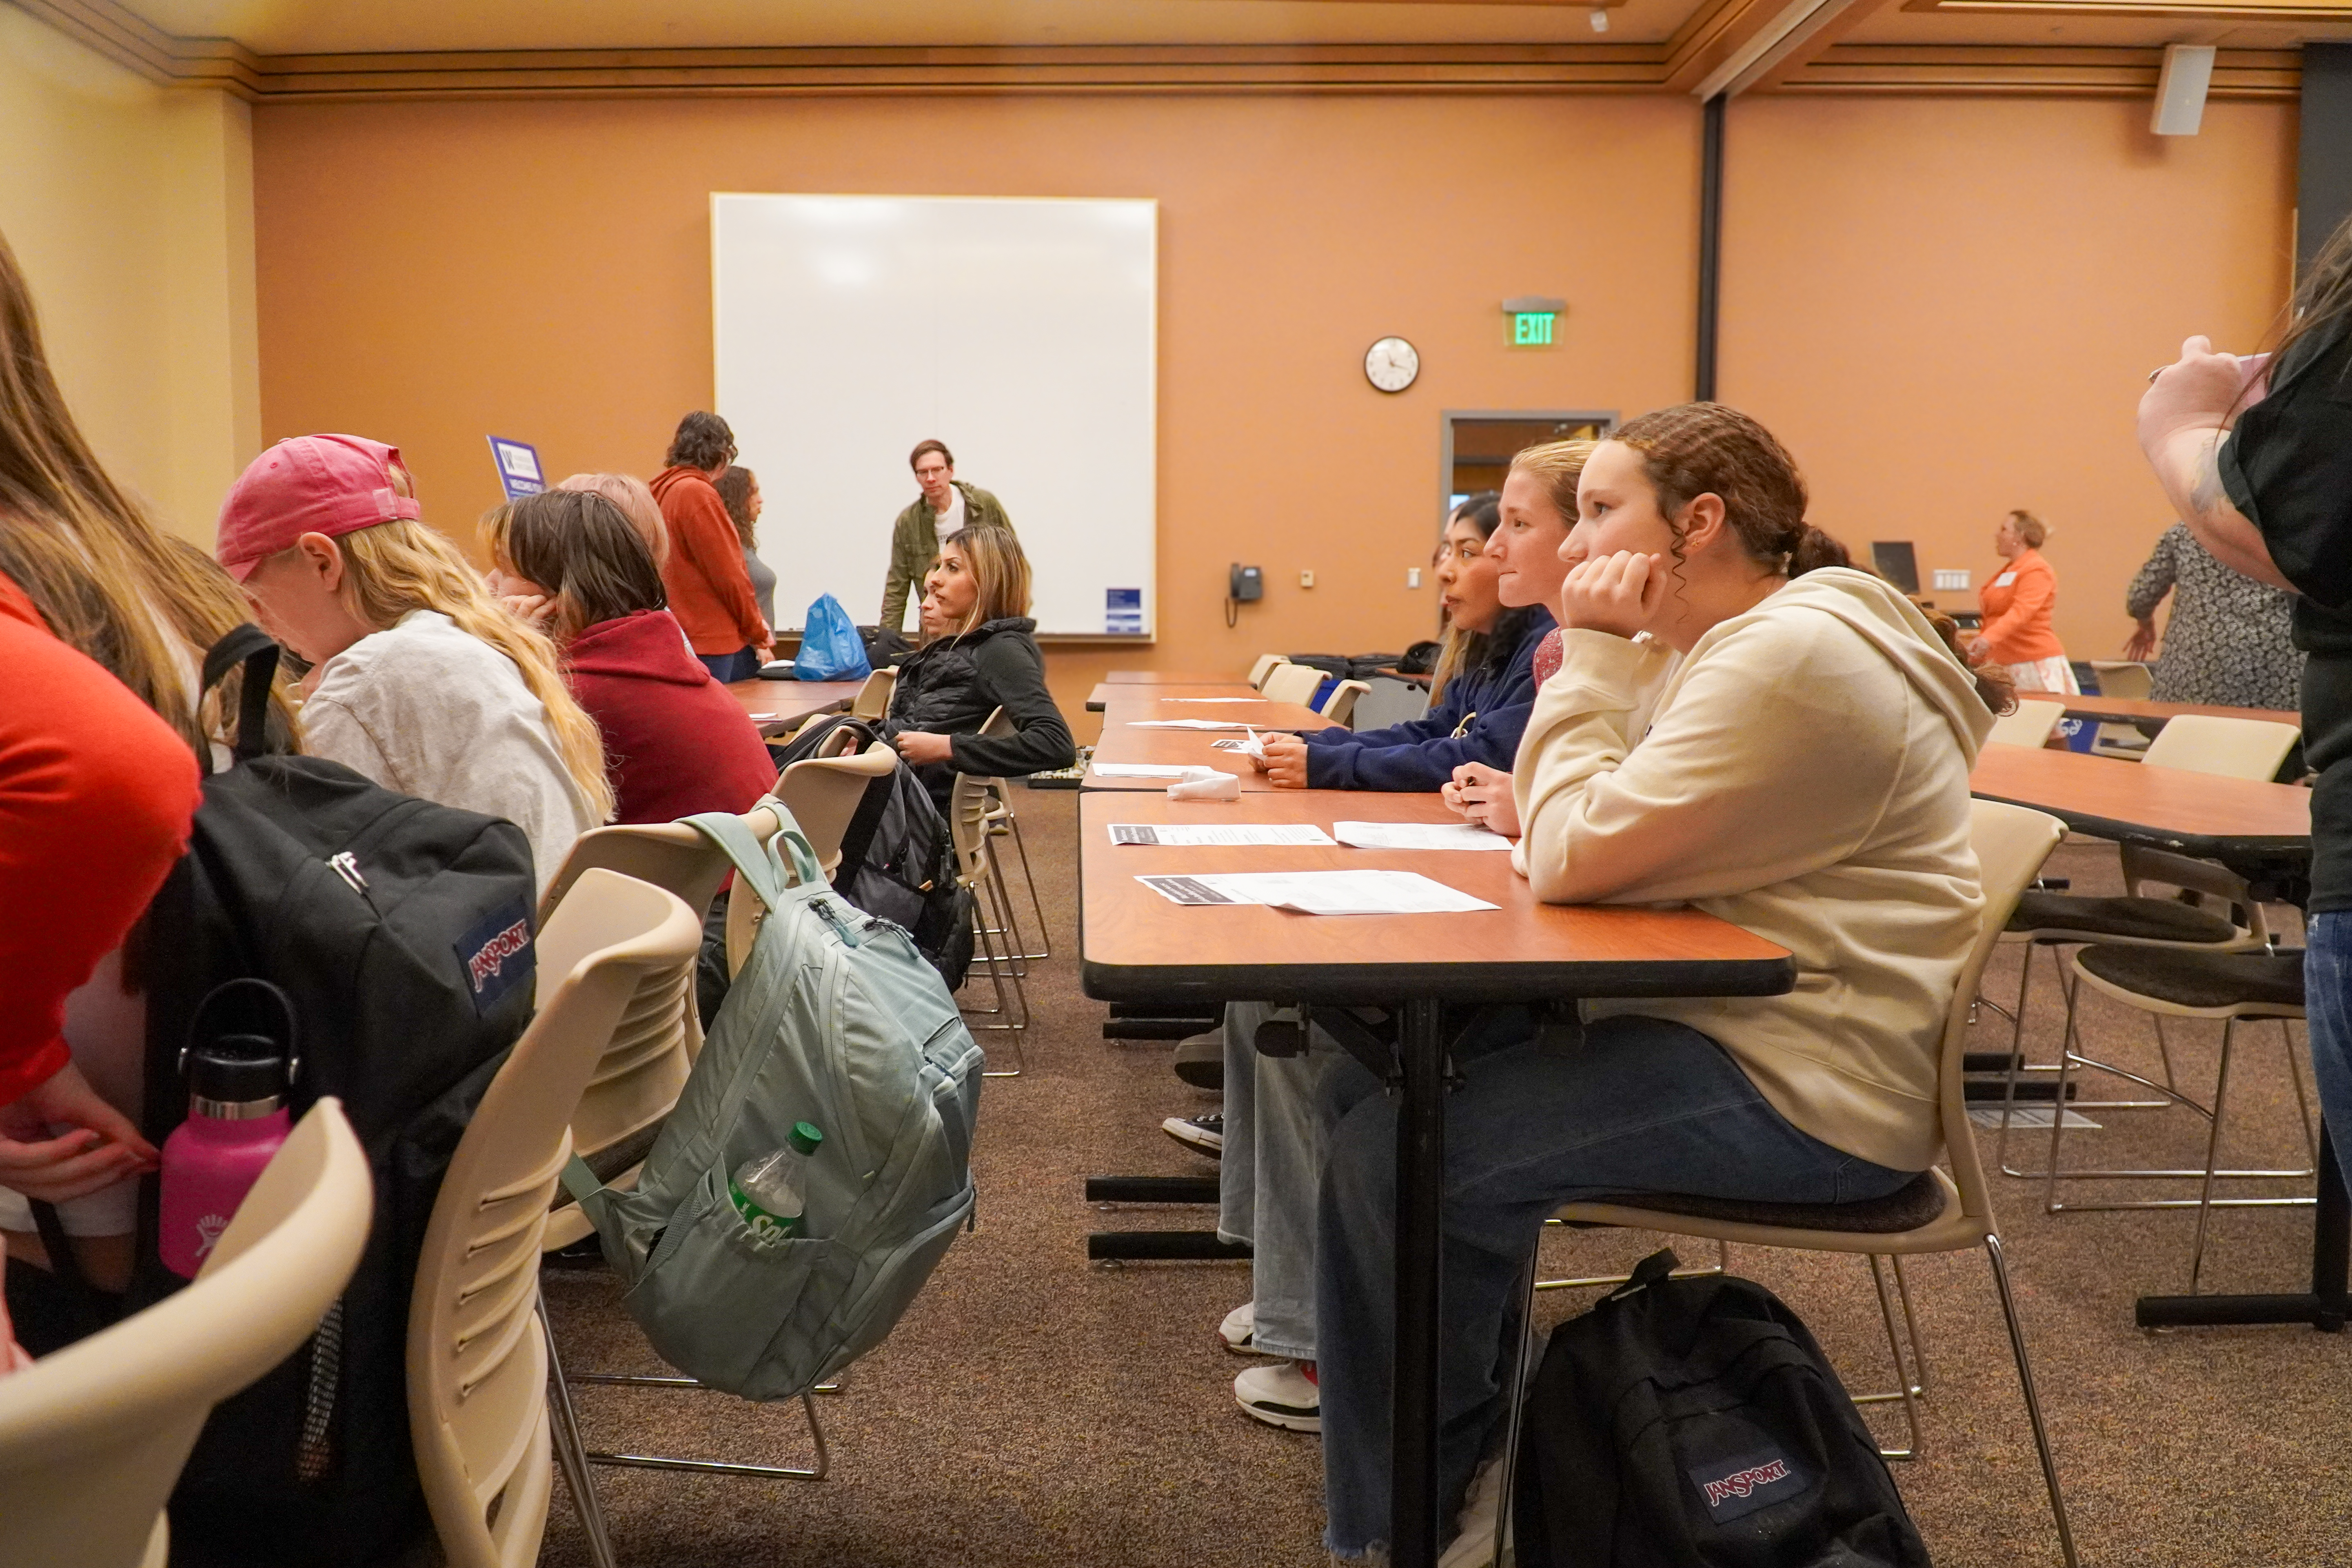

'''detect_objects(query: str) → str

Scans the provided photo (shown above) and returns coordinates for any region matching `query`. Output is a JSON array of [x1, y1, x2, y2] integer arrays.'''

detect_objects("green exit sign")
[[1512, 312, 1555, 346]]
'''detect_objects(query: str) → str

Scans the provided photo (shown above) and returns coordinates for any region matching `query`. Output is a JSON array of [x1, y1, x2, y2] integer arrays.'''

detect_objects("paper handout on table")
[[1210, 730, 1269, 761], [1332, 821, 1516, 852], [1134, 870, 1498, 915], [1109, 823, 1336, 847], [1090, 763, 1193, 778], [1125, 719, 1257, 731]]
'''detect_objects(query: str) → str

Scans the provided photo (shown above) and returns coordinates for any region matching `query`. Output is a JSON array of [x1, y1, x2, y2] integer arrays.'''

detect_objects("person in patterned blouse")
[[2124, 521, 2303, 711]]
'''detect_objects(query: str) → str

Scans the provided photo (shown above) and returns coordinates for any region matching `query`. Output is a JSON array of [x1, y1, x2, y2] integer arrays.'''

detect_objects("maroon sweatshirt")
[[564, 610, 777, 825]]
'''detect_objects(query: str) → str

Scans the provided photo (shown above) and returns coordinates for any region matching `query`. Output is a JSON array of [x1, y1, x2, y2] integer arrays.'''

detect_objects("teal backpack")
[[561, 806, 983, 1400]]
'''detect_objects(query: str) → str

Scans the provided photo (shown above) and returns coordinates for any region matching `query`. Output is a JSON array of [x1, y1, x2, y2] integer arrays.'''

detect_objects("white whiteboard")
[[712, 193, 1157, 638]]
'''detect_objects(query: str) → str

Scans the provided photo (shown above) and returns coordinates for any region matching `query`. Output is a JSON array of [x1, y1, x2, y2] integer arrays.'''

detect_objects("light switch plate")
[[1407, 568, 1422, 589], [1932, 569, 1970, 591], [1300, 570, 1315, 588]]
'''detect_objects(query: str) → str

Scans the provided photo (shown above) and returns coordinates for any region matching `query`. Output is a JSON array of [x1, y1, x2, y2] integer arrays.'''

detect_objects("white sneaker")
[[1220, 1300, 1260, 1354], [1235, 1361, 1320, 1433], [1436, 1454, 1512, 1568]]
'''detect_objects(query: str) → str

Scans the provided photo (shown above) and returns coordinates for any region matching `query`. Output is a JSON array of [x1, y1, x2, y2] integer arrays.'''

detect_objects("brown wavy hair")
[[481, 488, 667, 643], [1611, 402, 2012, 712]]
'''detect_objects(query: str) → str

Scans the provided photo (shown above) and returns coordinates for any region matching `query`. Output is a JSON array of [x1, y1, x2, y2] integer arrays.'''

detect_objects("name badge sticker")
[[456, 898, 536, 1015], [1992, 571, 2017, 587]]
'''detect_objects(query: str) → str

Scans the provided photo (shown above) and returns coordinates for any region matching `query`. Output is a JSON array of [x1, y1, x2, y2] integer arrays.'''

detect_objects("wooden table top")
[[1969, 743, 2310, 852], [1078, 791, 1794, 1005], [1087, 681, 1265, 711], [1085, 699, 1338, 790], [1103, 670, 1242, 684], [2059, 695, 2300, 729], [723, 679, 864, 736]]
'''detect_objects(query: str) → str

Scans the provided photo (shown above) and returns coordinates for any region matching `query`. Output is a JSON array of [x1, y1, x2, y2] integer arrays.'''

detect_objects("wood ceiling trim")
[[1904, 0, 2352, 17], [1737, 0, 1907, 92], [4, 0, 2308, 99], [1772, 41, 2301, 91]]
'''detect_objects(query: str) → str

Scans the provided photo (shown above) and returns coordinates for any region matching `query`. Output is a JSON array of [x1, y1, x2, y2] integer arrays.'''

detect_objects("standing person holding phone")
[[2138, 209, 2352, 1194], [880, 440, 1012, 635]]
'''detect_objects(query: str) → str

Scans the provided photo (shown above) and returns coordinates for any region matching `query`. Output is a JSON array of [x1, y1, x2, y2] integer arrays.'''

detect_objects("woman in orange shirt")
[[1968, 509, 2076, 693]]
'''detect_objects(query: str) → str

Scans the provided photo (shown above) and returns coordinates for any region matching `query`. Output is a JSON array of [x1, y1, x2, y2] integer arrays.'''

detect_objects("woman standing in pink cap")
[[217, 436, 609, 891]]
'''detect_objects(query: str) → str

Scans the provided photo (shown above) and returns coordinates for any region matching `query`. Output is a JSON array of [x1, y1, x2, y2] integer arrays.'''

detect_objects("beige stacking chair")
[[1258, 661, 1325, 707], [0, 1100, 371, 1568], [1491, 802, 2078, 1568], [1318, 678, 1372, 727], [974, 707, 1050, 963], [1985, 699, 2065, 749], [1247, 654, 1288, 688], [950, 771, 1029, 1075], [2086, 661, 2154, 756], [851, 666, 896, 719], [2139, 712, 2301, 781], [408, 869, 702, 1568]]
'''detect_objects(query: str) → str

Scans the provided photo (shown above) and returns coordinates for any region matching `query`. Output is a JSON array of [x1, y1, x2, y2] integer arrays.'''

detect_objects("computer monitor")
[[1870, 541, 1921, 595]]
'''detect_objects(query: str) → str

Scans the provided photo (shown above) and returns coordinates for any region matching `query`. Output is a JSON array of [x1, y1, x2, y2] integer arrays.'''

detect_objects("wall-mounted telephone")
[[1227, 563, 1263, 627]]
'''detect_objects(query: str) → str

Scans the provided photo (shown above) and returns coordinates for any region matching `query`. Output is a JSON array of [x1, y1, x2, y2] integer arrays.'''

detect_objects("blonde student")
[[1316, 403, 2010, 1561], [217, 435, 608, 891]]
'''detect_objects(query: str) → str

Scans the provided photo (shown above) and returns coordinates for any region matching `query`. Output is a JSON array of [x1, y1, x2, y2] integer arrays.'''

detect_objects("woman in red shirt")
[[649, 413, 770, 684], [484, 488, 777, 824], [1968, 509, 2076, 694]]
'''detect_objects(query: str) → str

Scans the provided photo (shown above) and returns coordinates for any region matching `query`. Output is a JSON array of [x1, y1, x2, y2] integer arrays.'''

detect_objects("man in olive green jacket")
[[881, 438, 1012, 632]]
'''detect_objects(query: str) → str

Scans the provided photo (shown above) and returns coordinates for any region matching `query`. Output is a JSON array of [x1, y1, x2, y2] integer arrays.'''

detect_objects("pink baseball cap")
[[215, 434, 422, 582]]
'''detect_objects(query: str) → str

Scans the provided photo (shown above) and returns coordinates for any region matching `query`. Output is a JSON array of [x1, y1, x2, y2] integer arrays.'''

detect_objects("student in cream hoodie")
[[1315, 404, 2011, 1565]]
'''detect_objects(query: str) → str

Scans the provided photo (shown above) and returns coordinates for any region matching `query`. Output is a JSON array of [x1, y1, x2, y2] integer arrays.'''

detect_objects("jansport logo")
[[1701, 1458, 1791, 1508], [468, 918, 530, 993], [454, 898, 536, 1016]]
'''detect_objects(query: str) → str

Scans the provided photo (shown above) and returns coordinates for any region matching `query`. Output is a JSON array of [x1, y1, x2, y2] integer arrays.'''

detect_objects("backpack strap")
[[560, 1153, 604, 1206], [197, 623, 282, 772], [684, 804, 822, 909]]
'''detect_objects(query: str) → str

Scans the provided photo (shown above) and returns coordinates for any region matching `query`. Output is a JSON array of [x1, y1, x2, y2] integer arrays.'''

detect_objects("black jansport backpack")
[[1515, 1249, 1931, 1568], [775, 715, 974, 991], [123, 627, 537, 1565]]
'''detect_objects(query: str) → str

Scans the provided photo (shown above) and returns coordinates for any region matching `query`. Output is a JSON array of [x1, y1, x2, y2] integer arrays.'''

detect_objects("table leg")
[[2136, 1120, 2350, 1331], [1391, 997, 1445, 1568]]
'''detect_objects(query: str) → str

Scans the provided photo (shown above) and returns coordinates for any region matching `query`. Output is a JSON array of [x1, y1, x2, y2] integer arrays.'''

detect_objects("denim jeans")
[[699, 647, 760, 684], [1313, 1013, 1916, 1559], [2304, 913, 2352, 1202], [1218, 1002, 1381, 1363]]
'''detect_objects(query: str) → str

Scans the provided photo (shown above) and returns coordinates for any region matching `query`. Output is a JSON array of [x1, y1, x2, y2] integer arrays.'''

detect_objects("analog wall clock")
[[1365, 336, 1419, 394]]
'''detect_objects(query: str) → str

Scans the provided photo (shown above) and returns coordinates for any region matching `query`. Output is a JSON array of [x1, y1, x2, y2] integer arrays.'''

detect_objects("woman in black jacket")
[[884, 524, 1075, 806]]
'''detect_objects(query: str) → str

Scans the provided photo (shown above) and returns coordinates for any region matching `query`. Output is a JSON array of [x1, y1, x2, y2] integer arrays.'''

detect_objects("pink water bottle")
[[158, 1036, 293, 1278]]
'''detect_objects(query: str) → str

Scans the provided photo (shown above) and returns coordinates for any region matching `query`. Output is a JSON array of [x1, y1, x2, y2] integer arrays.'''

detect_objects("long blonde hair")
[[0, 229, 294, 754], [335, 518, 614, 822], [934, 524, 1032, 640]]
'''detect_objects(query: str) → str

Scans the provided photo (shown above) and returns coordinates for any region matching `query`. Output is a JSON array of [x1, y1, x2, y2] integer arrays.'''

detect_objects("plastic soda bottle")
[[728, 1122, 824, 1240]]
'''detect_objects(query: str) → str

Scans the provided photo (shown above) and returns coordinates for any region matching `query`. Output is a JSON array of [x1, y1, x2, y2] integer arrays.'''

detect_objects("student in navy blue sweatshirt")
[[1252, 492, 1553, 792]]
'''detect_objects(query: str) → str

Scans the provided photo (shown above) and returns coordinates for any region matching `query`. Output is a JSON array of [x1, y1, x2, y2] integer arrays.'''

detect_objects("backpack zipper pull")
[[330, 852, 382, 917]]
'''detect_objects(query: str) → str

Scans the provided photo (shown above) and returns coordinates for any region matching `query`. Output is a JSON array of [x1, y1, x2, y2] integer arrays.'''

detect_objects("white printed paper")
[[1109, 823, 1335, 847], [1210, 730, 1270, 760], [1125, 719, 1258, 731], [1090, 763, 1193, 778], [1134, 870, 1497, 915], [1332, 821, 1516, 852]]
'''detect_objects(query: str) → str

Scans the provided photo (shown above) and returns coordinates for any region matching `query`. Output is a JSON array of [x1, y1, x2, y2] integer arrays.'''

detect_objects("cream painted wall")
[[0, 6, 260, 548]]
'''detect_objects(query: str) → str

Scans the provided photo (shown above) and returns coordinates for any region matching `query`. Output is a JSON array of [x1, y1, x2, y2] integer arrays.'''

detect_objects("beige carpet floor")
[[539, 790, 2352, 1566]]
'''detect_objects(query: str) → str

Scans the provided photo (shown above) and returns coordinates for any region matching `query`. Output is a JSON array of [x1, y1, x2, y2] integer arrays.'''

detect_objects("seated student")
[[881, 525, 1074, 807], [1213, 444, 1593, 1436], [483, 488, 776, 825], [218, 435, 609, 892], [1315, 403, 2007, 1561], [1249, 492, 1555, 791]]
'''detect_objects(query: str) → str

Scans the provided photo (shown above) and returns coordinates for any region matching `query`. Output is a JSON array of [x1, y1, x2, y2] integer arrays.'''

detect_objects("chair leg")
[[538, 1293, 619, 1568], [966, 875, 1028, 1075], [1489, 1246, 1542, 1568], [1855, 1255, 1923, 1461], [2188, 1018, 2241, 1294], [1983, 1233, 2081, 1568], [580, 1388, 832, 1480], [997, 806, 1051, 961], [2285, 1018, 2321, 1165], [1889, 1254, 1930, 1398]]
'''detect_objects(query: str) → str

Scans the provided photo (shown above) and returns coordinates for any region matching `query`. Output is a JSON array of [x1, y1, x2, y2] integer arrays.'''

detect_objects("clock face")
[[1365, 336, 1419, 394]]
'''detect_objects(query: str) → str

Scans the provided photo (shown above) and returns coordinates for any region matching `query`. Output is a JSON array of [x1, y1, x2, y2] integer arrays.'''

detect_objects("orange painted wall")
[[252, 90, 2294, 728], [1721, 95, 2296, 667]]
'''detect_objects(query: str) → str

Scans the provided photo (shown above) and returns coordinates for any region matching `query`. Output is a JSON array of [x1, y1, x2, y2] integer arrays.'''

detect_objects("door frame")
[[1438, 408, 1620, 522]]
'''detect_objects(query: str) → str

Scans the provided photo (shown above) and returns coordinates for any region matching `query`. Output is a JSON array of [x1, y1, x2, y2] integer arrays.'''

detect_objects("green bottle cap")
[[789, 1121, 823, 1155]]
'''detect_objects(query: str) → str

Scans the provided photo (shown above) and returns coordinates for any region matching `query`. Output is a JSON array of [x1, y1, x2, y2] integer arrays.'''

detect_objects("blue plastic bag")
[[794, 593, 872, 683]]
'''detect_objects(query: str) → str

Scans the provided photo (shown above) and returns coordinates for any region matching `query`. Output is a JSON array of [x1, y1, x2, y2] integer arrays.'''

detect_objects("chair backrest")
[[1318, 678, 1371, 726], [776, 743, 899, 873], [408, 869, 701, 1568], [1984, 699, 2065, 749], [2141, 713, 2301, 781], [0, 1101, 371, 1568], [1939, 801, 2068, 1224], [2121, 843, 2269, 944], [946, 771, 998, 889], [1247, 654, 1287, 689], [852, 666, 896, 719], [1258, 662, 1325, 707], [2088, 660, 2153, 701]]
